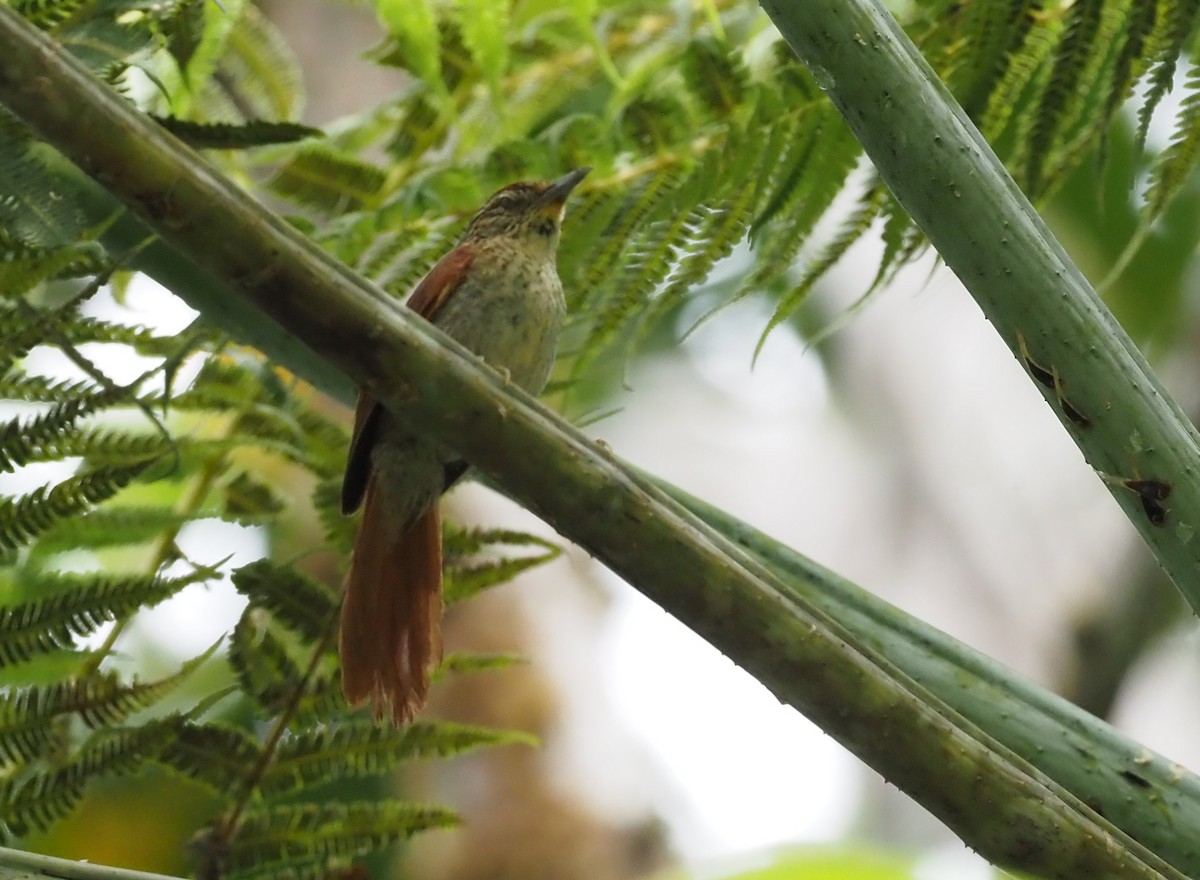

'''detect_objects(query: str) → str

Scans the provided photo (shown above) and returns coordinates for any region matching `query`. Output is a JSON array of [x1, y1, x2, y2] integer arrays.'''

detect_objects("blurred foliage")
[[657, 844, 998, 880], [1047, 110, 1200, 351], [709, 846, 920, 880], [0, 306, 555, 875], [5, 0, 1200, 875]]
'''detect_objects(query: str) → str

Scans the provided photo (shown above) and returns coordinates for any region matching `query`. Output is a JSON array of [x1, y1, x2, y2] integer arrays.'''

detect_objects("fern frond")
[[0, 567, 214, 666], [0, 642, 219, 764], [442, 528, 561, 605], [11, 0, 91, 31], [956, 0, 1040, 120], [435, 651, 524, 679], [454, 0, 510, 100], [555, 187, 626, 298], [616, 95, 691, 155], [1144, 63, 1200, 217], [375, 90, 448, 164], [1135, 0, 1200, 157], [0, 374, 94, 404], [0, 239, 103, 294], [229, 402, 347, 480], [230, 559, 336, 643], [198, 4, 304, 123], [260, 720, 534, 797], [155, 718, 264, 797], [313, 477, 355, 555], [266, 146, 387, 214], [355, 220, 455, 299], [31, 505, 210, 557], [870, 188, 922, 293], [579, 186, 700, 370], [1025, 0, 1104, 194], [1098, 0, 1158, 138], [158, 0, 206, 71], [681, 37, 748, 117], [0, 460, 156, 553], [0, 111, 85, 247], [612, 109, 793, 354], [0, 294, 85, 376], [228, 609, 342, 722], [980, 11, 1062, 145], [751, 114, 821, 235], [1026, 1, 1150, 198], [375, 0, 444, 95], [0, 309, 178, 358], [216, 801, 458, 879], [65, 428, 177, 469], [0, 720, 175, 838], [282, 668, 346, 728], [56, 13, 156, 80], [0, 647, 85, 689], [152, 117, 322, 150], [442, 525, 557, 559], [573, 169, 682, 328], [0, 383, 129, 473], [622, 205, 713, 349], [167, 355, 267, 411], [758, 182, 888, 354], [744, 119, 864, 301], [223, 470, 286, 517], [292, 406, 349, 479], [640, 146, 762, 347]]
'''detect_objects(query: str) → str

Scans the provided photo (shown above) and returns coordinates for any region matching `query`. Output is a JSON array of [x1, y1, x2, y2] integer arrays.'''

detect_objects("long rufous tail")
[[339, 480, 443, 725]]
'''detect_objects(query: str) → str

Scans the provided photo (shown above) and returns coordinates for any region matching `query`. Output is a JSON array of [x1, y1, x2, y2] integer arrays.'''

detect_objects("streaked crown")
[[463, 168, 590, 243]]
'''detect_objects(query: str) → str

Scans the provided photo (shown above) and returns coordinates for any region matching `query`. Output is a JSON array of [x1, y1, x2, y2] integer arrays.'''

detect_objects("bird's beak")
[[537, 167, 590, 207]]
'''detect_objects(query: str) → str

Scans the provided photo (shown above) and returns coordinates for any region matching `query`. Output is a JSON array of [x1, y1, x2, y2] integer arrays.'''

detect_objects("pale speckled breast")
[[431, 243, 567, 393], [370, 239, 567, 524]]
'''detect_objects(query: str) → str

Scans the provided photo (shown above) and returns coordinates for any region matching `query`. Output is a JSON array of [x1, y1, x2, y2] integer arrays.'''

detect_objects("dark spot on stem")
[[1125, 478, 1172, 501], [1120, 769, 1152, 789], [1062, 399, 1091, 428], [1140, 495, 1168, 527], [1023, 356, 1055, 389]]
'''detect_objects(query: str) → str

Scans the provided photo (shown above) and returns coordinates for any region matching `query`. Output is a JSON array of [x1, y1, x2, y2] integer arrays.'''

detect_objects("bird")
[[339, 168, 590, 725]]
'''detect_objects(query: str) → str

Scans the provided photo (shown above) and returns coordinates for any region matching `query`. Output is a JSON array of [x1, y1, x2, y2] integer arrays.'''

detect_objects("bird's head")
[[463, 167, 590, 248]]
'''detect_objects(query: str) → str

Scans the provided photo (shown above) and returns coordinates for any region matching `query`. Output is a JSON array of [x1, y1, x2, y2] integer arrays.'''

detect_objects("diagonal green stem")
[[657, 477, 1200, 878], [0, 846, 182, 880], [757, 0, 1200, 613]]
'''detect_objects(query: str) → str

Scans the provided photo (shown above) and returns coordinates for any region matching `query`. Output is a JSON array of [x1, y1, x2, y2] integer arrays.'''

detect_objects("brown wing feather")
[[406, 242, 475, 320], [341, 390, 383, 515]]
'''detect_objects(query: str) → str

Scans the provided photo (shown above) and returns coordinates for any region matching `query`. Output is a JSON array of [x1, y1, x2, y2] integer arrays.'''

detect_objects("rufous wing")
[[341, 389, 382, 516], [405, 240, 474, 321]]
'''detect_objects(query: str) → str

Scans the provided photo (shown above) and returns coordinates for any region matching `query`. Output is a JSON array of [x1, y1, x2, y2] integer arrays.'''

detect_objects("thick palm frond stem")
[[758, 0, 1200, 616]]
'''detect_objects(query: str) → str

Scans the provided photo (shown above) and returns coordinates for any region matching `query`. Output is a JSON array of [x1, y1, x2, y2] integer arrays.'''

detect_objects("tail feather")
[[340, 480, 443, 725]]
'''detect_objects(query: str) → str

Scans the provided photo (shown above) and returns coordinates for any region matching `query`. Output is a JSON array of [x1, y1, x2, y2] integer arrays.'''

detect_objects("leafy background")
[[5, 0, 1200, 877]]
